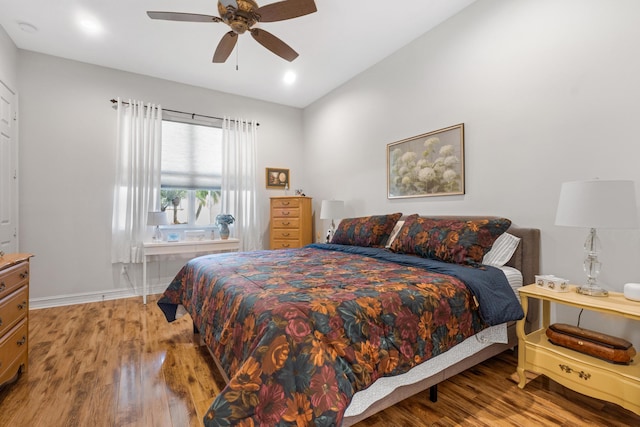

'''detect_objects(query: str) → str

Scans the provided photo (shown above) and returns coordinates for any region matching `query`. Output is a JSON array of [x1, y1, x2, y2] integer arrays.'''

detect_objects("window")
[[160, 117, 222, 228]]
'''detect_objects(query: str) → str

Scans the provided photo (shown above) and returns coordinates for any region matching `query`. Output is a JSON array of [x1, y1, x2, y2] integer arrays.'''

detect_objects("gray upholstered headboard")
[[504, 226, 541, 286]]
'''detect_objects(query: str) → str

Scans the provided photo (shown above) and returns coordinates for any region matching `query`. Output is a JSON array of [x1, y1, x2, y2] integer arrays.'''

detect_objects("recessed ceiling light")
[[75, 10, 104, 36], [79, 18, 103, 35], [283, 71, 297, 85], [18, 22, 38, 34]]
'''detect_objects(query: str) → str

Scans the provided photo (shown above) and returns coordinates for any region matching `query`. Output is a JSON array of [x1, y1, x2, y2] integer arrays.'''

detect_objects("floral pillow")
[[331, 213, 403, 248], [390, 215, 512, 266]]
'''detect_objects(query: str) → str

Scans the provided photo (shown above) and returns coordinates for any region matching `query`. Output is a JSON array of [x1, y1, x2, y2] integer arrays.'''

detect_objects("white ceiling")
[[0, 0, 475, 108]]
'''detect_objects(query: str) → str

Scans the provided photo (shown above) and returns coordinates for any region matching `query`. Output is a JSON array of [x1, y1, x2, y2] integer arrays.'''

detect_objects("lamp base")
[[576, 285, 609, 297], [153, 226, 163, 241]]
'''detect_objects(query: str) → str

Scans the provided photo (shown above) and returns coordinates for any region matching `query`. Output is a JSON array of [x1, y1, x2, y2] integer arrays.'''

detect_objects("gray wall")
[[303, 0, 640, 346], [16, 51, 304, 302]]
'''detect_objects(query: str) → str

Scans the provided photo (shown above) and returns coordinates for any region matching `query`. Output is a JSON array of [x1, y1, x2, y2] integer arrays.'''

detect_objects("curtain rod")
[[109, 99, 259, 126]]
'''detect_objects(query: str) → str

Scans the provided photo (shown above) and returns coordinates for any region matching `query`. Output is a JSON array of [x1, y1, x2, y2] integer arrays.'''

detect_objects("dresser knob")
[[282, 243, 290, 248], [17, 301, 27, 310], [282, 233, 290, 237], [0, 318, 3, 326], [282, 222, 290, 226], [282, 201, 290, 206], [0, 282, 5, 292], [282, 211, 290, 216], [20, 271, 29, 279], [17, 336, 26, 346]]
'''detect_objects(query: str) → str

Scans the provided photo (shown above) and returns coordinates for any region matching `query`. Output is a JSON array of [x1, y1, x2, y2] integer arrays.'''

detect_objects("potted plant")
[[215, 214, 235, 240]]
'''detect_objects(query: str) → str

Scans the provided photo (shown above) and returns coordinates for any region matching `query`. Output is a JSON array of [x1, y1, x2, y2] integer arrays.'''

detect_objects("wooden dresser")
[[270, 196, 313, 249], [0, 253, 32, 387]]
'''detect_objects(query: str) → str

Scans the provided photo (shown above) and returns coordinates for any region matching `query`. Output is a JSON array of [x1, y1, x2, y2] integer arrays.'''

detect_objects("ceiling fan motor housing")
[[218, 0, 258, 34]]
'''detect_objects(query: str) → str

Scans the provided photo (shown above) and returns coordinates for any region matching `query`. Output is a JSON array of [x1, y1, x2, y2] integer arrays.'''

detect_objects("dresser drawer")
[[271, 207, 300, 219], [0, 263, 29, 300], [272, 198, 300, 209], [0, 286, 28, 337], [271, 240, 300, 249], [271, 229, 300, 240], [272, 218, 300, 229], [0, 319, 28, 384]]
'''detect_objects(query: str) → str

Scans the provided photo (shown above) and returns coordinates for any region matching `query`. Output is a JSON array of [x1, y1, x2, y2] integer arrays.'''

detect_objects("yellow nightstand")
[[516, 284, 640, 415]]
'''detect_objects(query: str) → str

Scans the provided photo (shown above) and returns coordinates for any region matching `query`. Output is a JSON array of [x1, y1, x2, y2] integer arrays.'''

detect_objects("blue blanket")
[[308, 243, 524, 325]]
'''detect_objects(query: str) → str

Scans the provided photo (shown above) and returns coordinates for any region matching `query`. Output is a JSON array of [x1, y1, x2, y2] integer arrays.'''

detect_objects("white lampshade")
[[147, 211, 169, 226], [555, 180, 638, 229], [320, 200, 344, 220]]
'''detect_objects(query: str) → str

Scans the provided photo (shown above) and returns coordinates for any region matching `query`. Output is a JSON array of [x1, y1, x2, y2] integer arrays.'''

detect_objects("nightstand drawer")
[[0, 319, 28, 384], [525, 343, 640, 407], [0, 263, 29, 300], [0, 286, 28, 337]]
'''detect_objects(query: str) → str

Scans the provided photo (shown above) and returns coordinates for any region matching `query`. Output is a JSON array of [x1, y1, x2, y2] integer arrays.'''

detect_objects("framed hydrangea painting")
[[387, 123, 465, 199]]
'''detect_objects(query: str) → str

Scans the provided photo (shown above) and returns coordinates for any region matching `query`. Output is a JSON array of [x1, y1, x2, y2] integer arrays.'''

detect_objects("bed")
[[158, 214, 540, 426]]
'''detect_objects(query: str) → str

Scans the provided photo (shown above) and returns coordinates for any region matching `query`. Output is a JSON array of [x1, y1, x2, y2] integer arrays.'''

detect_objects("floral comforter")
[[158, 244, 523, 426]]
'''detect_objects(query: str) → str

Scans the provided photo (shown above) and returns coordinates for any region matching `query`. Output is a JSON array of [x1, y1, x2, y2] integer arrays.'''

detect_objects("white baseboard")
[[29, 283, 169, 309]]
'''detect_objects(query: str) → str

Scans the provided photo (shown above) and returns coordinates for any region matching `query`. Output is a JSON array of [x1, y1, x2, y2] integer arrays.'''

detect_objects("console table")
[[142, 239, 240, 304]]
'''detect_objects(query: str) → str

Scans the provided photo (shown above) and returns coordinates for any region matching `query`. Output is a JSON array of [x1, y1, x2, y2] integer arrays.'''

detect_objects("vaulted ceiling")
[[0, 0, 475, 108]]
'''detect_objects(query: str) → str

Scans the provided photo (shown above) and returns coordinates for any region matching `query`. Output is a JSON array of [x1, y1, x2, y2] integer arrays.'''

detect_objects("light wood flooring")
[[1, 295, 639, 427]]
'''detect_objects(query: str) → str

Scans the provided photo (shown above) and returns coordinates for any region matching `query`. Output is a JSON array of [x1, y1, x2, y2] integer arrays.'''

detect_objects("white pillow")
[[385, 220, 405, 248], [482, 232, 521, 267]]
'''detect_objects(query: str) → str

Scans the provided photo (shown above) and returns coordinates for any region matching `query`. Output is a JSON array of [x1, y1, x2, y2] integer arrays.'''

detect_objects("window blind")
[[161, 120, 222, 190]]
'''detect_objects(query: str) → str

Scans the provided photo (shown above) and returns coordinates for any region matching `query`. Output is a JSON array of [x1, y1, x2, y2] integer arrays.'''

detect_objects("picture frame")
[[387, 123, 465, 199], [266, 167, 290, 189]]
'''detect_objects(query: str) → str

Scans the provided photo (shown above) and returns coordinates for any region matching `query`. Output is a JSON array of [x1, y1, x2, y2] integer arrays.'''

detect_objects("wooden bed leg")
[[429, 384, 438, 402]]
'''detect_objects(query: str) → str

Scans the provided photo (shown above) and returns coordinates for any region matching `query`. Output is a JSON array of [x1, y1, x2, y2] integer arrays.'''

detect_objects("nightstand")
[[516, 284, 640, 415]]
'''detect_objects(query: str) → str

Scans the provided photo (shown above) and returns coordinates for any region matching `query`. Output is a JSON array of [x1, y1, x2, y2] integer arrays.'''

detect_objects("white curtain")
[[111, 98, 163, 263], [221, 117, 262, 251]]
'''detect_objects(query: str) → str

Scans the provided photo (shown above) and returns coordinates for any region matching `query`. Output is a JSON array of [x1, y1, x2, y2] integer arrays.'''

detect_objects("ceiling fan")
[[147, 0, 317, 63]]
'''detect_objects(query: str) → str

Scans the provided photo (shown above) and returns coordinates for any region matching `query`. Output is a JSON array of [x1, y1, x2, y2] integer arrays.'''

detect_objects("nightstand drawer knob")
[[0, 282, 5, 292], [18, 301, 27, 310], [20, 271, 29, 279], [17, 336, 26, 346]]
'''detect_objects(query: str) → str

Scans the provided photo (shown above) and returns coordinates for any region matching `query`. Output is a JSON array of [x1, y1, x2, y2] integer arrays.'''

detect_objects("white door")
[[0, 80, 17, 253]]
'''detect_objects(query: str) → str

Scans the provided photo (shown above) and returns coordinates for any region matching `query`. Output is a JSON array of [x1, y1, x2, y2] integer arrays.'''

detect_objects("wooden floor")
[[1, 295, 638, 427]]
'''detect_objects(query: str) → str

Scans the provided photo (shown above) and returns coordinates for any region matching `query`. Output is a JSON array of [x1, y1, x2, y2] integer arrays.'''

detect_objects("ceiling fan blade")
[[250, 28, 298, 62], [147, 11, 222, 23], [255, 0, 317, 23], [213, 31, 238, 63]]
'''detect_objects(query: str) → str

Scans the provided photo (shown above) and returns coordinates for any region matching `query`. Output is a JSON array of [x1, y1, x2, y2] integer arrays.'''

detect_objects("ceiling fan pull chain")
[[236, 39, 239, 71]]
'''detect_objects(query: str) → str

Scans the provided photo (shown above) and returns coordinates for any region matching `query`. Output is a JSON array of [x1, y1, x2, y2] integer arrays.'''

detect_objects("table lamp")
[[147, 211, 169, 241], [555, 179, 638, 296], [320, 200, 344, 243]]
